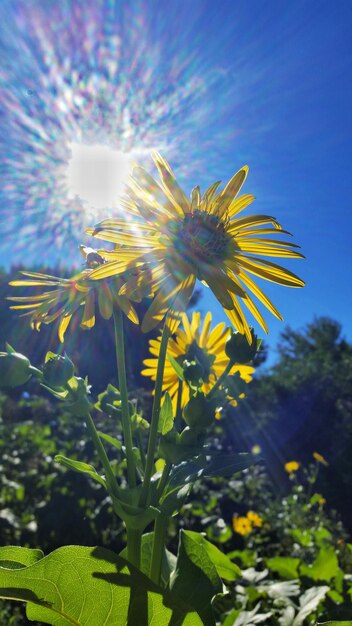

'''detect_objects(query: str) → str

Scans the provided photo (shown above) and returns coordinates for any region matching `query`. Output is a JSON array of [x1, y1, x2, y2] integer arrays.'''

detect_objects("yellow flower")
[[313, 452, 329, 466], [87, 152, 304, 337], [233, 515, 252, 536], [247, 511, 263, 527], [317, 495, 326, 505], [8, 247, 140, 342], [141, 311, 254, 412], [284, 460, 300, 474]]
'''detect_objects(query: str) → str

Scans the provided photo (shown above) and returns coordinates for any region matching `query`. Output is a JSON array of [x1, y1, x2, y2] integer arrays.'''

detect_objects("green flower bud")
[[183, 359, 204, 387], [0, 350, 32, 387], [225, 329, 258, 364], [182, 393, 217, 429], [96, 384, 122, 416], [42, 353, 74, 389]]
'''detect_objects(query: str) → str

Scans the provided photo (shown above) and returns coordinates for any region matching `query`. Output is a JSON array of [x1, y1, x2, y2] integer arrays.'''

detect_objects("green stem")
[[113, 309, 136, 488], [174, 378, 184, 432], [137, 429, 146, 472], [150, 513, 168, 584], [126, 527, 141, 569], [85, 411, 119, 496], [208, 360, 233, 398], [139, 322, 170, 508]]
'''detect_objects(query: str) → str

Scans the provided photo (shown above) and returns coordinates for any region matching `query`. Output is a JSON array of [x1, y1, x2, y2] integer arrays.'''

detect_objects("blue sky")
[[0, 0, 351, 360]]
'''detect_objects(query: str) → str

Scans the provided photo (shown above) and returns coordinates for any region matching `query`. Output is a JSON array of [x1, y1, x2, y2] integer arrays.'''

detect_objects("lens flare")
[[0, 0, 242, 266], [66, 143, 132, 210]]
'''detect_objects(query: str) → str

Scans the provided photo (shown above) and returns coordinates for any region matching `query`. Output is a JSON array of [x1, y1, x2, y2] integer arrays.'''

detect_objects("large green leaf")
[[201, 453, 259, 478], [167, 453, 257, 493], [182, 532, 241, 581], [0, 545, 203, 625], [266, 556, 300, 579], [166, 530, 222, 626], [0, 546, 43, 570], [54, 455, 107, 488], [158, 392, 174, 435], [299, 546, 339, 582]]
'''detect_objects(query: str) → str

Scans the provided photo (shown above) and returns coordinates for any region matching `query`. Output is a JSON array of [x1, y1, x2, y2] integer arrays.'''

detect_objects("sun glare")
[[66, 143, 132, 209]]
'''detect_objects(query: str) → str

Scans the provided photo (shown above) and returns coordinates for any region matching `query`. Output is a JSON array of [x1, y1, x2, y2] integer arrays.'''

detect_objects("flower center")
[[177, 340, 216, 383], [169, 210, 230, 264]]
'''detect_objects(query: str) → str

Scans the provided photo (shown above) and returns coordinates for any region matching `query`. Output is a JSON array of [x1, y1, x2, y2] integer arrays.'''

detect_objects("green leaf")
[[55, 454, 107, 488], [0, 546, 44, 570], [167, 453, 258, 493], [166, 529, 222, 626], [167, 354, 185, 380], [266, 556, 300, 579], [201, 453, 259, 478], [299, 546, 339, 582], [97, 431, 122, 450], [158, 392, 174, 435], [0, 545, 203, 625], [182, 531, 240, 581], [159, 484, 192, 517]]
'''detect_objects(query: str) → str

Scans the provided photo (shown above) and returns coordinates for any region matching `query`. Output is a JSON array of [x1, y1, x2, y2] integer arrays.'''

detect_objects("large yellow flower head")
[[8, 247, 140, 342], [87, 153, 304, 339], [141, 311, 254, 412]]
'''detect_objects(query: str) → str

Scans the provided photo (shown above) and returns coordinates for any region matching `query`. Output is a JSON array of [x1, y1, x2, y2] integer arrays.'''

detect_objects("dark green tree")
[[240, 317, 352, 526]]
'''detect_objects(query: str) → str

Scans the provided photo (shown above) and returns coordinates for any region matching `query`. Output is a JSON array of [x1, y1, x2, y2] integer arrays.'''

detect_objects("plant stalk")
[[139, 322, 170, 508], [150, 513, 168, 585], [84, 411, 119, 496], [126, 527, 141, 570], [113, 308, 136, 488]]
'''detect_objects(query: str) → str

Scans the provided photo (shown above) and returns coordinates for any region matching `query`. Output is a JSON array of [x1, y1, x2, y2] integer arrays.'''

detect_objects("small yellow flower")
[[233, 515, 252, 536], [313, 452, 328, 466], [317, 495, 326, 505], [284, 460, 300, 474], [141, 311, 254, 412], [247, 511, 263, 528], [8, 247, 140, 342]]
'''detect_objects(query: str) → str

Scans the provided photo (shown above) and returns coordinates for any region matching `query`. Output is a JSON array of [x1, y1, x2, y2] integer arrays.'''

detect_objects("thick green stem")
[[113, 309, 136, 487], [150, 513, 168, 584], [208, 360, 233, 398], [85, 411, 119, 496], [126, 527, 141, 569], [139, 323, 170, 508]]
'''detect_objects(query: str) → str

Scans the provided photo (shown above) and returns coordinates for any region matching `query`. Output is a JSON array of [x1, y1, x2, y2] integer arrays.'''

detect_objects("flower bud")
[[96, 384, 122, 416], [183, 359, 204, 387], [42, 353, 74, 389], [182, 392, 217, 429], [0, 350, 32, 387], [225, 329, 258, 364]]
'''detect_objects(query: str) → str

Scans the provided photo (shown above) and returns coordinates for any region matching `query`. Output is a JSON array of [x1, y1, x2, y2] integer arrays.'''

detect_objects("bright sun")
[[66, 143, 132, 209]]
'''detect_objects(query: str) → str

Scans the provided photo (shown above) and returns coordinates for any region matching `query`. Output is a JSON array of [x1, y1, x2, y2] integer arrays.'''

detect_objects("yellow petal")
[[217, 166, 249, 217], [58, 315, 72, 343]]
